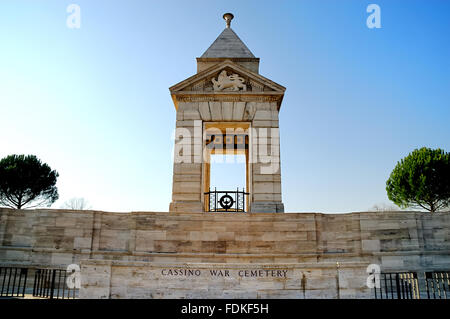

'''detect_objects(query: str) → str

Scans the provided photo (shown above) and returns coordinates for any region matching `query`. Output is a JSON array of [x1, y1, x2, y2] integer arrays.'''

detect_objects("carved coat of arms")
[[212, 70, 247, 92]]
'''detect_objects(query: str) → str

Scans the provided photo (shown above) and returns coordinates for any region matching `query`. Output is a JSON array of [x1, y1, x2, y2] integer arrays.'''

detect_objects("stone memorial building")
[[169, 13, 285, 214]]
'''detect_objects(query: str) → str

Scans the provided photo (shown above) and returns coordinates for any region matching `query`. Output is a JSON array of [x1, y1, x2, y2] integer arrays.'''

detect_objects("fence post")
[[21, 268, 28, 297], [335, 262, 340, 299], [50, 270, 56, 299]]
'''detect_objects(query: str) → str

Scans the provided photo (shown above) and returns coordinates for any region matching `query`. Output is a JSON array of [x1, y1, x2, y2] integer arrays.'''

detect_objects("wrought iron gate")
[[204, 188, 249, 212]]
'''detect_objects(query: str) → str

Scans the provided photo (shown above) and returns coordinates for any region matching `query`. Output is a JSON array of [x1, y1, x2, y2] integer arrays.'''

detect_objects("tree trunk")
[[430, 202, 435, 213], [17, 194, 22, 210]]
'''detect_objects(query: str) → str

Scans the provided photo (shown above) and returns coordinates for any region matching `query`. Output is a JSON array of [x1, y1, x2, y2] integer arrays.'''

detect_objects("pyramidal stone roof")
[[200, 27, 255, 58]]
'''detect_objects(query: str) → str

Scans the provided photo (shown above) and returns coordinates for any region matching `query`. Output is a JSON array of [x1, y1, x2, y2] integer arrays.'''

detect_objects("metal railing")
[[373, 271, 450, 299], [204, 188, 249, 212], [0, 267, 28, 298], [33, 268, 77, 299], [374, 272, 420, 299]]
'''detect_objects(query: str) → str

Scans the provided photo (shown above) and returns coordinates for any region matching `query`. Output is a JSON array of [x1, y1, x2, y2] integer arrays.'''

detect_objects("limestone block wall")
[[249, 101, 283, 213], [1, 208, 449, 272], [170, 100, 283, 213], [170, 101, 203, 212]]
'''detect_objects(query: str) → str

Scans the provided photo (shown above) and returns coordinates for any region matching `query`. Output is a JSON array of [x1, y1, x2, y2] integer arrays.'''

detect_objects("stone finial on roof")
[[223, 13, 234, 28], [200, 13, 255, 59]]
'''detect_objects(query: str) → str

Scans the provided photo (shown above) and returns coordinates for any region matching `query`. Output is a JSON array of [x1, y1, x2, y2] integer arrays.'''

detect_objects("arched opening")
[[203, 122, 250, 212]]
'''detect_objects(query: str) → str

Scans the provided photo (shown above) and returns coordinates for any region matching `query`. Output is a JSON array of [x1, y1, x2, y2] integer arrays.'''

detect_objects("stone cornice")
[[171, 91, 284, 109], [196, 57, 260, 63]]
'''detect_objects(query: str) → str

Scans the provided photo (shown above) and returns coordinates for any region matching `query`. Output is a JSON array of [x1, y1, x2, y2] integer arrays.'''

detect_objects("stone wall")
[[1, 208, 449, 270], [1, 208, 449, 298], [79, 260, 369, 299]]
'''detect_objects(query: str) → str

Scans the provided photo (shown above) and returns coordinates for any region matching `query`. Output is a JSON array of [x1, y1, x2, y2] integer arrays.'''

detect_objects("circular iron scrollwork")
[[219, 194, 234, 209]]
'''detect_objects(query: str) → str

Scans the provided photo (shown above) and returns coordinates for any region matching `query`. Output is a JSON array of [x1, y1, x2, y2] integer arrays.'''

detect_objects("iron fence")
[[33, 268, 77, 299], [205, 188, 249, 212], [373, 271, 450, 299], [424, 271, 450, 299], [0, 267, 28, 298], [374, 272, 420, 299]]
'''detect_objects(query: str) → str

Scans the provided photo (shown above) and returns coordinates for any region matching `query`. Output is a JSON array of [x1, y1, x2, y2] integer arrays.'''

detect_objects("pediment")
[[169, 60, 285, 94]]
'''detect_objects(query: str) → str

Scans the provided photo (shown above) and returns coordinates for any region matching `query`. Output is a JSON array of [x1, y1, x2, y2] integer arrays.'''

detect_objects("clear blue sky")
[[0, 0, 449, 212]]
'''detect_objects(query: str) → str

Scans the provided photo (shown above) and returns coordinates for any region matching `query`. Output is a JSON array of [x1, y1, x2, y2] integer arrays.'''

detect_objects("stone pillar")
[[169, 102, 203, 212]]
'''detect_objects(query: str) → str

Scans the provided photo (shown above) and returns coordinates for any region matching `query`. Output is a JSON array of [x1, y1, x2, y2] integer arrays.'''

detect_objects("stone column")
[[169, 102, 204, 212], [249, 102, 284, 212]]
